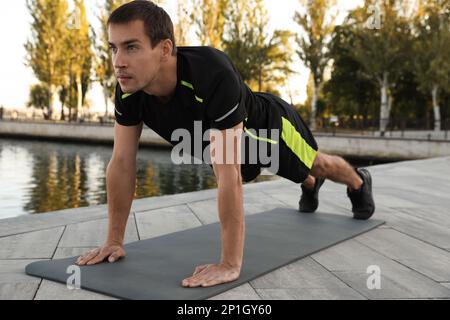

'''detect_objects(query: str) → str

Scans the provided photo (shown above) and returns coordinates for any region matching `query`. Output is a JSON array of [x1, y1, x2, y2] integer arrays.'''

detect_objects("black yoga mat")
[[26, 207, 384, 300]]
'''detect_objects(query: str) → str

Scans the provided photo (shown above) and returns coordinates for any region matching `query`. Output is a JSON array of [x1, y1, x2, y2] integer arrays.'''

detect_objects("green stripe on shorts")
[[281, 116, 317, 169]]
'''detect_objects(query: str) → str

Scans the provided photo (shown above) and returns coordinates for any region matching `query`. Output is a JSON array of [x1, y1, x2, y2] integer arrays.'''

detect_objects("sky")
[[0, 0, 363, 113]]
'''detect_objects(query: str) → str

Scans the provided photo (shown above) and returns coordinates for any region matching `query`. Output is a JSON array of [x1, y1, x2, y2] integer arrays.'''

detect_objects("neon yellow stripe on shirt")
[[181, 80, 203, 103]]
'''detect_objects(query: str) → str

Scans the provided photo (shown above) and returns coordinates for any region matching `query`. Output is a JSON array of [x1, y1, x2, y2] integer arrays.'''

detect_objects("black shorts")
[[241, 93, 318, 184]]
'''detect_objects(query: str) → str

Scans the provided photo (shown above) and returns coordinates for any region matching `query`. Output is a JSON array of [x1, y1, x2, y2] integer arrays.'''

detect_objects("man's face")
[[108, 20, 161, 93]]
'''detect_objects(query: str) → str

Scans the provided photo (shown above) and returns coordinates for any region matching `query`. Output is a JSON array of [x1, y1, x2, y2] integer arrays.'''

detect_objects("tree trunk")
[[48, 84, 56, 120], [258, 66, 262, 92], [431, 85, 441, 131], [60, 101, 65, 121], [379, 72, 390, 136], [103, 83, 109, 117], [310, 81, 318, 131], [76, 73, 82, 121]]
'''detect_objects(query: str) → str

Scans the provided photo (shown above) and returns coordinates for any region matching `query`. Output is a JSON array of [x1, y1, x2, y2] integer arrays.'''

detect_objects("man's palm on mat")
[[76, 246, 240, 288], [77, 244, 126, 265]]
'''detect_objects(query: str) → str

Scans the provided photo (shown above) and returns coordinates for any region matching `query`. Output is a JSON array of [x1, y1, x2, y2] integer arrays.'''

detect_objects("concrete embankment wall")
[[0, 120, 171, 147], [1, 120, 449, 159], [314, 133, 450, 160]]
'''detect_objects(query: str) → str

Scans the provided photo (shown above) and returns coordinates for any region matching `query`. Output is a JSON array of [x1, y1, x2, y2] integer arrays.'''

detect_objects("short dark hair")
[[108, 0, 177, 55]]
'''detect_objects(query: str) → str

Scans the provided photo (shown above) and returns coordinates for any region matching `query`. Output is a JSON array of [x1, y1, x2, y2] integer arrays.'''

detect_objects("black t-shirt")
[[114, 46, 278, 154]]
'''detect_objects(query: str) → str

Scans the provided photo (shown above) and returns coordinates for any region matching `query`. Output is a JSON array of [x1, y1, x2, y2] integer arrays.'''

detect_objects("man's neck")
[[143, 55, 177, 103]]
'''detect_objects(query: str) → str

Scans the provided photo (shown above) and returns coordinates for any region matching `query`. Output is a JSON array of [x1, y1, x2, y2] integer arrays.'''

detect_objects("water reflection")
[[0, 138, 276, 219]]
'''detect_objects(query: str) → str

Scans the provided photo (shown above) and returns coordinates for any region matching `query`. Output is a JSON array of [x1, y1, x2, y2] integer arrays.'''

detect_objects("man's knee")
[[310, 152, 332, 177]]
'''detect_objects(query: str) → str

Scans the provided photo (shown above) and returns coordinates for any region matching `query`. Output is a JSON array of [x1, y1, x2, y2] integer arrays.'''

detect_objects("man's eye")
[[128, 45, 137, 51]]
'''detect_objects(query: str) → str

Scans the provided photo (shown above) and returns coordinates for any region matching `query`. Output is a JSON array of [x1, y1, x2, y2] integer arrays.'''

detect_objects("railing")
[[1, 111, 449, 140], [316, 116, 450, 141], [0, 110, 116, 127]]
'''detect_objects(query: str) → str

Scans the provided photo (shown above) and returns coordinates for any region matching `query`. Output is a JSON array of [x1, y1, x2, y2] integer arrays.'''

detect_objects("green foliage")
[[191, 0, 229, 49], [223, 0, 294, 93], [413, 0, 450, 95], [27, 83, 51, 111], [323, 24, 378, 120]]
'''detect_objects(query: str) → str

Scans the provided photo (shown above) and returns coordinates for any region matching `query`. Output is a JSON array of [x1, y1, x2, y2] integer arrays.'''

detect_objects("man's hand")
[[181, 263, 241, 288], [76, 243, 126, 266]]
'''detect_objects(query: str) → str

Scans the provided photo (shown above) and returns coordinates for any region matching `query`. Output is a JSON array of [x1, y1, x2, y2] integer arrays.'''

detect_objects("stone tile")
[[370, 192, 420, 208], [186, 190, 303, 226], [186, 199, 218, 225], [333, 270, 450, 300], [0, 259, 43, 300], [0, 227, 64, 259], [265, 185, 350, 216], [131, 189, 217, 213], [258, 187, 299, 209], [397, 206, 450, 229], [249, 257, 365, 300], [356, 229, 450, 282], [58, 217, 138, 248], [243, 178, 293, 192], [243, 192, 291, 215], [208, 283, 261, 300], [0, 206, 107, 237], [135, 205, 202, 239], [379, 187, 450, 209], [318, 197, 354, 215], [256, 287, 366, 300], [34, 280, 117, 300], [312, 239, 450, 299], [370, 206, 450, 251]]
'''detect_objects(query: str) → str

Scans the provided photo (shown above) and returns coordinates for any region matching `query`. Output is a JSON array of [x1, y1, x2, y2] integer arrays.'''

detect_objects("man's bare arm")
[[105, 157, 137, 246], [212, 123, 245, 269], [182, 122, 244, 287], [77, 122, 142, 265]]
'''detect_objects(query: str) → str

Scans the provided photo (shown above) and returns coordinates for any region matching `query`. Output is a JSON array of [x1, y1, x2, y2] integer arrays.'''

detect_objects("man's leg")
[[302, 151, 375, 220], [306, 152, 362, 191]]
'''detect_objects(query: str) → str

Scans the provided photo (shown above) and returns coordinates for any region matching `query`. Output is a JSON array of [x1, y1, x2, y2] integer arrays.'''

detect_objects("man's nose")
[[113, 49, 127, 69]]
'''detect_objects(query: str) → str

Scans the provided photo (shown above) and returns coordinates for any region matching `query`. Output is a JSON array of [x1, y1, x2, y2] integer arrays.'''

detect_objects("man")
[[76, 0, 375, 288]]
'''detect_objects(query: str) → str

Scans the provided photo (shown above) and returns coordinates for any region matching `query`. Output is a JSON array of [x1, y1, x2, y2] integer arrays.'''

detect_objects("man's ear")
[[161, 39, 174, 61]]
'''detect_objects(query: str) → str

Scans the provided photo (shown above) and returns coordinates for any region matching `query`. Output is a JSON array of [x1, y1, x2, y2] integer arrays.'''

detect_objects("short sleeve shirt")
[[114, 46, 259, 142]]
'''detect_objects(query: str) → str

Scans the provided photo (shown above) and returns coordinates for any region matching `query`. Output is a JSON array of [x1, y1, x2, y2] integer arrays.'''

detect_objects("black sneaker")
[[347, 168, 375, 220], [299, 177, 325, 213], [241, 164, 261, 183]]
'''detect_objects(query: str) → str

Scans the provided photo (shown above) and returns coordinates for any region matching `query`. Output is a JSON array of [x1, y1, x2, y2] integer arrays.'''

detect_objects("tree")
[[413, 0, 450, 131], [191, 0, 229, 49], [94, 0, 128, 119], [64, 0, 93, 121], [25, 0, 70, 120], [345, 0, 412, 135], [223, 0, 294, 94], [174, 0, 192, 46], [27, 83, 51, 117], [294, 0, 337, 130], [323, 25, 378, 127]]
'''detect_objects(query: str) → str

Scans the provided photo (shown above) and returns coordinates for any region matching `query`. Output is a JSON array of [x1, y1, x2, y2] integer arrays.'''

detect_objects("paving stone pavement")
[[1, 157, 449, 300]]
